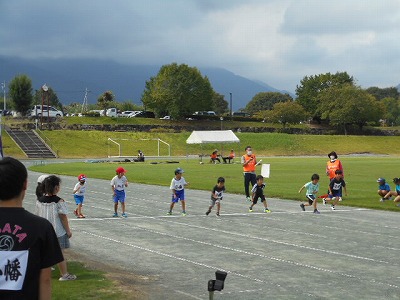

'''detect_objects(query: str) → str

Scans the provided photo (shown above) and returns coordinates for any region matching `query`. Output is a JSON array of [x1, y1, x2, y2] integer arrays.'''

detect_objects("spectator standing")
[[241, 146, 259, 201], [0, 157, 64, 299], [36, 175, 77, 281]]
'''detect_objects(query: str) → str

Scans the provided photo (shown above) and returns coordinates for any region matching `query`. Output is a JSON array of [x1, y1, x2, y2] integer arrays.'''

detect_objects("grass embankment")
[[4, 129, 400, 158]]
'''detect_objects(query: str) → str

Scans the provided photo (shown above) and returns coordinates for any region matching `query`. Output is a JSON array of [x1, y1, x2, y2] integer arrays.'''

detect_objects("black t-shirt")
[[0, 207, 64, 300], [211, 185, 226, 200]]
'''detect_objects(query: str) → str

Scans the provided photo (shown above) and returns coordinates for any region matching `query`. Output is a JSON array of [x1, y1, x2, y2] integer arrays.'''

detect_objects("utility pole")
[[1, 81, 5, 111], [81, 88, 89, 114], [229, 92, 232, 120]]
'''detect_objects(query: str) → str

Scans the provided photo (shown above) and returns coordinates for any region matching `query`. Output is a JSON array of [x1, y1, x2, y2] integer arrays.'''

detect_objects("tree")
[[246, 92, 293, 115], [318, 85, 384, 133], [212, 92, 228, 115], [141, 63, 214, 119], [8, 74, 33, 115], [267, 101, 309, 127], [295, 72, 354, 122], [97, 91, 114, 115], [381, 97, 400, 126], [366, 87, 399, 101], [33, 87, 62, 110]]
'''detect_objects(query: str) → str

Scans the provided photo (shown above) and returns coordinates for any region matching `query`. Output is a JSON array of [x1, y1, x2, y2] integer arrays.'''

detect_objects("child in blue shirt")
[[377, 178, 390, 202], [383, 178, 400, 207], [298, 173, 320, 214]]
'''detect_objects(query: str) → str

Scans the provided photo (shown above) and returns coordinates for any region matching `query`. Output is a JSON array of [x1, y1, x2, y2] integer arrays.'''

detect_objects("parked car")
[[30, 105, 63, 118], [105, 108, 118, 117], [128, 111, 142, 118], [160, 115, 171, 120], [134, 111, 155, 118], [119, 111, 135, 117]]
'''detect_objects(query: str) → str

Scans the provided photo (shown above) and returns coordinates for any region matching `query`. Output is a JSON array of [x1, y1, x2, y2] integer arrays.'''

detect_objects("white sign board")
[[261, 164, 270, 178]]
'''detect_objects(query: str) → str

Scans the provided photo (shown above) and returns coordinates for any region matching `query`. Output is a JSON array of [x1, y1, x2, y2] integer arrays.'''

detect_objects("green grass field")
[[51, 262, 126, 299], [30, 155, 400, 212]]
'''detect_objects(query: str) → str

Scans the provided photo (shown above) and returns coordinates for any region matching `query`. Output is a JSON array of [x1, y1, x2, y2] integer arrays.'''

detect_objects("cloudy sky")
[[1, 0, 400, 93]]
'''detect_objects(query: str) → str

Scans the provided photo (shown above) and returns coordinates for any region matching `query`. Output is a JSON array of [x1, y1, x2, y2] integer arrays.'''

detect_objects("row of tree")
[[4, 66, 400, 131]]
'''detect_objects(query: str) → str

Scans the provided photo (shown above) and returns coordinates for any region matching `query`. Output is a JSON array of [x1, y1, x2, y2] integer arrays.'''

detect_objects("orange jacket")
[[326, 159, 343, 180], [242, 154, 256, 172]]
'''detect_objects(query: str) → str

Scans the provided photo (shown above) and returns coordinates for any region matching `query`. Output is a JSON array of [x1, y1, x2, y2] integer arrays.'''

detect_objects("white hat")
[[37, 174, 49, 183]]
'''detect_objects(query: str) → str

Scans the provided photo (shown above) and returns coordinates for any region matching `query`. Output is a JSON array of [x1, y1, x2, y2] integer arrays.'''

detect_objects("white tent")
[[186, 130, 240, 144]]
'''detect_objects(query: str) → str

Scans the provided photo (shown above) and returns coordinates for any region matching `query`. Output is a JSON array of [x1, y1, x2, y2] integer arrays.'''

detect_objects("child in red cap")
[[72, 174, 87, 218], [110, 167, 128, 217]]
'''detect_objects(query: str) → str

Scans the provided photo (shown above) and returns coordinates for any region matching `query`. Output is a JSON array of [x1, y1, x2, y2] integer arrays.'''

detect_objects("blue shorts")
[[328, 190, 342, 198], [113, 190, 126, 203], [172, 190, 185, 203], [74, 195, 84, 205]]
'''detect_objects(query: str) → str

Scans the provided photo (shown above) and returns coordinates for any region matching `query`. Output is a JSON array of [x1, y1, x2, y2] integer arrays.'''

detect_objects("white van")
[[102, 108, 118, 117], [30, 105, 63, 118]]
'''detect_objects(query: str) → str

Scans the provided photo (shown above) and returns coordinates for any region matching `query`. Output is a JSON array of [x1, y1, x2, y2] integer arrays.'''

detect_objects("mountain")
[[0, 56, 290, 111]]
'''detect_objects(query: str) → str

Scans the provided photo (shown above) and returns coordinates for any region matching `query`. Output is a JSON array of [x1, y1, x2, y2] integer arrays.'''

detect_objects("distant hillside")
[[0, 56, 290, 110]]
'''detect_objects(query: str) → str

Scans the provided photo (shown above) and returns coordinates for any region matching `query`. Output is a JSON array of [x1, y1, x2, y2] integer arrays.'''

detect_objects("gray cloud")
[[1, 0, 400, 92]]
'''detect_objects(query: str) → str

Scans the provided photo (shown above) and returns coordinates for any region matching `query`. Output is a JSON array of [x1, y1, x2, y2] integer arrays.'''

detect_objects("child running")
[[249, 175, 271, 213], [168, 168, 189, 216], [325, 169, 347, 210], [110, 167, 128, 218], [206, 177, 225, 217], [298, 173, 320, 214], [73, 174, 87, 218]]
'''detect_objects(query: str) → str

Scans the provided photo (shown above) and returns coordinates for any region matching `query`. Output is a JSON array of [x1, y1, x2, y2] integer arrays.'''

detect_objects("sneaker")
[[331, 205, 335, 211], [300, 204, 305, 211], [264, 208, 271, 213], [112, 212, 118, 217], [167, 211, 172, 215], [122, 213, 127, 218], [246, 196, 251, 202], [182, 211, 186, 216], [59, 273, 77, 281], [338, 197, 343, 202], [380, 198, 385, 202], [313, 209, 320, 214], [249, 207, 253, 212], [216, 212, 220, 216], [206, 210, 211, 216], [322, 198, 326, 205]]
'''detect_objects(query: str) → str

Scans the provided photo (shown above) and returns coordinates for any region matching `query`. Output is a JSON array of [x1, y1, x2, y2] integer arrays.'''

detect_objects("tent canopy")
[[186, 130, 240, 144]]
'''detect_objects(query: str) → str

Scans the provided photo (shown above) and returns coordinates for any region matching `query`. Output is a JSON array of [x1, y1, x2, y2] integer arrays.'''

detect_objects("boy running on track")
[[325, 170, 347, 210], [298, 173, 320, 214], [73, 174, 87, 218], [110, 167, 128, 218], [249, 175, 271, 213], [206, 177, 225, 217], [168, 168, 189, 216]]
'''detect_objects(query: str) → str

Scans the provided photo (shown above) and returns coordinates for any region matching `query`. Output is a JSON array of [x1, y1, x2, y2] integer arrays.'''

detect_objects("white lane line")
[[78, 230, 318, 299]]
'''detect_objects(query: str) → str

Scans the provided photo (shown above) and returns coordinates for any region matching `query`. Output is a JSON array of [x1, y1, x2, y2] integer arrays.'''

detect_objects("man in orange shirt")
[[241, 146, 259, 201]]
